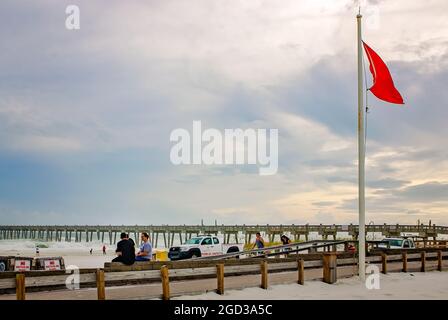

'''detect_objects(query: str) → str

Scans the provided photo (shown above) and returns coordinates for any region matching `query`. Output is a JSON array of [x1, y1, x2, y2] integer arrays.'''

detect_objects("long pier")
[[0, 224, 446, 247]]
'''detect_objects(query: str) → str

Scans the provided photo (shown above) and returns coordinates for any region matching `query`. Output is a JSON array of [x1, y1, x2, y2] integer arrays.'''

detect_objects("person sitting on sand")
[[135, 232, 152, 262], [112, 232, 135, 265]]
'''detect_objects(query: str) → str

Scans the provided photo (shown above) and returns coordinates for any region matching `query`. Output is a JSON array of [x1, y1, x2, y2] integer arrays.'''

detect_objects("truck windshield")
[[386, 239, 403, 247], [184, 237, 202, 245]]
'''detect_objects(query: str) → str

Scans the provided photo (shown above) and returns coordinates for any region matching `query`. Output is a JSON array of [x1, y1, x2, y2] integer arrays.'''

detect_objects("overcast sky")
[[0, 0, 447, 226]]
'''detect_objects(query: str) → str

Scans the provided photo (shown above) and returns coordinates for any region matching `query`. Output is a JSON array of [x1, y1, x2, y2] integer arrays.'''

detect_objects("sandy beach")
[[0, 265, 446, 300], [0, 240, 122, 268], [0, 256, 446, 300], [175, 271, 448, 300]]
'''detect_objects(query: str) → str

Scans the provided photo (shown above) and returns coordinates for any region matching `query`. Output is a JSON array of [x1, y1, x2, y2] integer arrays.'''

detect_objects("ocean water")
[[0, 239, 109, 252]]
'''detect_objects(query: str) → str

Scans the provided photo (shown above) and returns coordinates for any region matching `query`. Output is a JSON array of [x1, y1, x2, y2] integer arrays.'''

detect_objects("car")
[[168, 235, 244, 260], [378, 237, 416, 250]]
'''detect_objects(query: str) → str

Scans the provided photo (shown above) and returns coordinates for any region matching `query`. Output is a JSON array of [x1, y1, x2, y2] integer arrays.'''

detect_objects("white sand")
[[0, 240, 115, 268], [175, 271, 448, 300], [0, 240, 164, 268]]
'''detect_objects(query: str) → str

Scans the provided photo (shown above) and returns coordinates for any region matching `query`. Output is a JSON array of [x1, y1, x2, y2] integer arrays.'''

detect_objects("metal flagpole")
[[357, 13, 366, 281]]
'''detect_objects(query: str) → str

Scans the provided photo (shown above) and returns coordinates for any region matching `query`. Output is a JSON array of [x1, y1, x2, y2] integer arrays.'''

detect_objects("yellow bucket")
[[155, 250, 169, 261]]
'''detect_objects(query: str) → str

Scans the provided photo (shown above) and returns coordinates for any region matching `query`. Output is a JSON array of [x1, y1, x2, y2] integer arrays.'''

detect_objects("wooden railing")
[[197, 240, 349, 260], [1, 250, 447, 300], [414, 240, 448, 248]]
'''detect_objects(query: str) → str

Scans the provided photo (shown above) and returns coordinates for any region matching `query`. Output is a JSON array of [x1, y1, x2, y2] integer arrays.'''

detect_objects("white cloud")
[[1, 0, 448, 225]]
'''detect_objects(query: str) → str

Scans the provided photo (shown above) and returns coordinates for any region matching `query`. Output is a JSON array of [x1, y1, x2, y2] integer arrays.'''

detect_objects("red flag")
[[362, 41, 404, 104]]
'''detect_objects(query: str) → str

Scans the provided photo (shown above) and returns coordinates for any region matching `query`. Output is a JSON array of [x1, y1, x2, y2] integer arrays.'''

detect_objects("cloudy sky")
[[0, 0, 447, 226]]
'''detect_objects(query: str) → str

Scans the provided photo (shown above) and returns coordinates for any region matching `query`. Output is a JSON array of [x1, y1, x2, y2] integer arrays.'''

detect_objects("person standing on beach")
[[280, 234, 291, 257], [90, 248, 93, 255], [135, 232, 152, 261], [112, 232, 135, 265], [35, 246, 40, 257], [280, 235, 291, 245], [253, 232, 265, 250], [102, 245, 106, 255]]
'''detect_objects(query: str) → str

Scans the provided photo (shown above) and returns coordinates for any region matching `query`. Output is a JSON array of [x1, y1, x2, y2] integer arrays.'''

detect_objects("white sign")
[[44, 259, 61, 271], [14, 260, 31, 272]]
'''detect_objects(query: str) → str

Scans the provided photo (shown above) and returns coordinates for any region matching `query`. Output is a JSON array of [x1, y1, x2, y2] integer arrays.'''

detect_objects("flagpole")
[[357, 13, 366, 282]]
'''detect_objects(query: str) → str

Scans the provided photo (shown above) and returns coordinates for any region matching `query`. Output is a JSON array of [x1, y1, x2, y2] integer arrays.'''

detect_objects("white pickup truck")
[[168, 235, 244, 260], [378, 237, 416, 249]]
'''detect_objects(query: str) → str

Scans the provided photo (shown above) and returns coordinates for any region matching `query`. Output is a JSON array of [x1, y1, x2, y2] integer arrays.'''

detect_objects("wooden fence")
[[1, 250, 447, 300]]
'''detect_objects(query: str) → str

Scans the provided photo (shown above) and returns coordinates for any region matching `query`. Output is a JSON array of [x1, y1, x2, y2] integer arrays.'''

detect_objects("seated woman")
[[135, 232, 152, 261]]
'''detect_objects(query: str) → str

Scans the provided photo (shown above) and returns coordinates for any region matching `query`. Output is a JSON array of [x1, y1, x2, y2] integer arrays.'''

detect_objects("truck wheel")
[[189, 250, 201, 259], [227, 247, 240, 259]]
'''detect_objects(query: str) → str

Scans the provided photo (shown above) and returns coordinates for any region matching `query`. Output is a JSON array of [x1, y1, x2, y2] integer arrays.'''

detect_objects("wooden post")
[[402, 252, 408, 273], [297, 259, 305, 285], [260, 260, 268, 289], [96, 269, 106, 300], [216, 264, 224, 295], [16, 273, 25, 300], [421, 251, 426, 272], [381, 253, 387, 274], [437, 250, 443, 271], [323, 253, 337, 284], [161, 265, 170, 300]]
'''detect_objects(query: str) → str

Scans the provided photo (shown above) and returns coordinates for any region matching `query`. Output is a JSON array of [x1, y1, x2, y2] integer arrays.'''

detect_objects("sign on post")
[[14, 260, 31, 272], [44, 259, 61, 271]]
